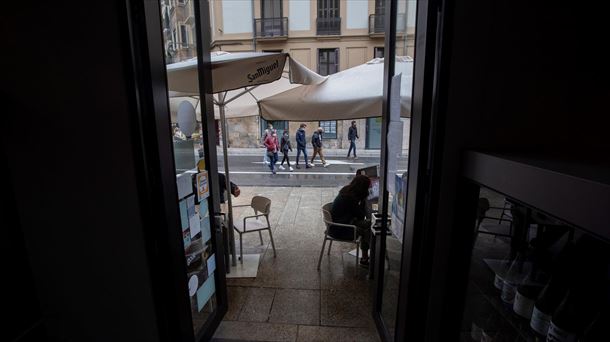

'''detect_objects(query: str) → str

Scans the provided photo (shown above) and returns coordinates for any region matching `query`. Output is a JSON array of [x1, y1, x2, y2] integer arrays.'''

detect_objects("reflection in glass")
[[160, 0, 217, 334], [380, 1, 417, 340]]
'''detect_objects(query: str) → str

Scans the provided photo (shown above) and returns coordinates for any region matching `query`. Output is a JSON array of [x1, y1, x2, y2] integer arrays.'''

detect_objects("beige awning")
[[166, 51, 324, 121], [169, 75, 300, 121], [259, 57, 414, 121], [167, 51, 288, 93]]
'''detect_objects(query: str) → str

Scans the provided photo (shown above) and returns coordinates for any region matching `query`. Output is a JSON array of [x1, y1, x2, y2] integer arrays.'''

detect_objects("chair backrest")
[[322, 203, 333, 227], [251, 196, 271, 215], [477, 197, 490, 225]]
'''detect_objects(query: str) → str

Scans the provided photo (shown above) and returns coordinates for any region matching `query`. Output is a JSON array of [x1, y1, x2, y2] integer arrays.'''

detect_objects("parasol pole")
[[218, 92, 237, 266]]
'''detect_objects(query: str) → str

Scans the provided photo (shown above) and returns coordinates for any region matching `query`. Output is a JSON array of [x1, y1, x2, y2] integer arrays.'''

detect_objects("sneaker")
[[279, 165, 285, 170], [272, 170, 276, 174], [289, 166, 294, 171], [296, 165, 301, 169], [306, 164, 313, 169], [323, 163, 329, 168], [354, 156, 359, 160]]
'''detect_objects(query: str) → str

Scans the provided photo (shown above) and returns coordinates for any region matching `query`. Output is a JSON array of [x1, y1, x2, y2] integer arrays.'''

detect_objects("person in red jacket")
[[264, 131, 280, 174]]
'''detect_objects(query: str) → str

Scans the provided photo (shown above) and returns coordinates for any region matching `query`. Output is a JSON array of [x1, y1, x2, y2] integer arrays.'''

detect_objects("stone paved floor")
[[213, 186, 380, 342]]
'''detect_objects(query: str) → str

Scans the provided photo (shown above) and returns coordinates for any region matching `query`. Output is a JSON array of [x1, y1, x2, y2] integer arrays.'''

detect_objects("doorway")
[[366, 117, 382, 149], [137, 0, 429, 341]]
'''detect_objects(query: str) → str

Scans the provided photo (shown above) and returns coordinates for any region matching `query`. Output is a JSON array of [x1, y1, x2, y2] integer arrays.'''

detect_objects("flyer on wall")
[[390, 172, 408, 243]]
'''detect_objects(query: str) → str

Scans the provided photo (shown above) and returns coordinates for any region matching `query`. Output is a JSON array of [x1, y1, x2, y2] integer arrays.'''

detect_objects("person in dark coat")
[[347, 120, 359, 159], [295, 123, 312, 169], [279, 131, 294, 171], [330, 175, 372, 266], [310, 127, 327, 167], [218, 173, 240, 204]]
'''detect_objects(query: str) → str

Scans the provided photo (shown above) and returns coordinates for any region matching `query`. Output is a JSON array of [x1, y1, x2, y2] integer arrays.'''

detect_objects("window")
[[180, 25, 189, 46], [260, 119, 288, 140], [318, 48, 339, 76], [374, 47, 384, 59], [171, 28, 177, 49], [319, 120, 337, 139], [317, 0, 340, 35], [261, 0, 282, 18]]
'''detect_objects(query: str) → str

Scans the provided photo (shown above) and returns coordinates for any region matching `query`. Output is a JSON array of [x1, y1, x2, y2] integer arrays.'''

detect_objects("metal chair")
[[476, 198, 513, 238], [232, 196, 276, 263], [317, 203, 361, 270]]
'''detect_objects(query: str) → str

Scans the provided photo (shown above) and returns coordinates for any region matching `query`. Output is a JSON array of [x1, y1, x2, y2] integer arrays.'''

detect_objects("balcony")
[[317, 17, 341, 36], [254, 17, 288, 40], [368, 13, 406, 37]]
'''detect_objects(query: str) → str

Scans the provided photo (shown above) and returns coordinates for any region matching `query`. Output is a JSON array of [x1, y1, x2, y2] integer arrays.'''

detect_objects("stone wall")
[[226, 116, 261, 147], [223, 117, 410, 151]]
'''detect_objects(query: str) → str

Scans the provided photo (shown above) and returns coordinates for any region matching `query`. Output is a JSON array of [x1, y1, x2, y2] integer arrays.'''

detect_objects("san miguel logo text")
[[247, 60, 279, 83]]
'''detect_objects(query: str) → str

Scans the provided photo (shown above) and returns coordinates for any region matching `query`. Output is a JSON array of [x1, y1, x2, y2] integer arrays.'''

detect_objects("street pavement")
[[217, 155, 409, 187]]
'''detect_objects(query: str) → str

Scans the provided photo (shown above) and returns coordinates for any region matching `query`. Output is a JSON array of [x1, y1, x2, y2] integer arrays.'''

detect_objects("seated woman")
[[330, 175, 372, 267]]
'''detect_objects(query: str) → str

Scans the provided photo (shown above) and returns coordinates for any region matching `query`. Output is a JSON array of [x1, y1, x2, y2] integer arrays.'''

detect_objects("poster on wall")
[[196, 171, 210, 202], [196, 273, 216, 312], [390, 172, 408, 243]]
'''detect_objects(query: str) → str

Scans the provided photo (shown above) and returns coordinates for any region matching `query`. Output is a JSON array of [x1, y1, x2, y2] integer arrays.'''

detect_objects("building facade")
[[165, 0, 416, 151]]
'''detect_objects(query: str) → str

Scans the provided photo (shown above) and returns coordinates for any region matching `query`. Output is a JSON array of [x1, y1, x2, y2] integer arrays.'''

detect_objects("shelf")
[[463, 151, 610, 242]]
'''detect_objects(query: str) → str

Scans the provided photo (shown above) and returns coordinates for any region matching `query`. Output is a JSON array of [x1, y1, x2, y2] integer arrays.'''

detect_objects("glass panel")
[[460, 186, 610, 341], [379, 0, 416, 340], [319, 120, 337, 139], [160, 0, 218, 335], [366, 117, 382, 149]]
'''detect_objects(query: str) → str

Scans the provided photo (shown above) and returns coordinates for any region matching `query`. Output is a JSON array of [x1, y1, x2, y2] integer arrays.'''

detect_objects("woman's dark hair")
[[339, 175, 371, 200]]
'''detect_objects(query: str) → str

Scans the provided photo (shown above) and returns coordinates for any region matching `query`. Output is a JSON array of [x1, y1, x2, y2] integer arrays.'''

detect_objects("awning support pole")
[[218, 92, 237, 267]]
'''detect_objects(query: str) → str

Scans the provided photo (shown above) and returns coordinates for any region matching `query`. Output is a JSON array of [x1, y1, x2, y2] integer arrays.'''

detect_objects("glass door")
[[261, 0, 283, 36], [137, 0, 228, 340], [366, 117, 382, 149]]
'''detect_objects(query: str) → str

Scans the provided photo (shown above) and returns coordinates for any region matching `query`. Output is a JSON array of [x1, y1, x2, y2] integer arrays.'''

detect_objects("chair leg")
[[327, 240, 333, 255], [239, 233, 244, 264], [258, 231, 264, 245], [317, 237, 328, 270], [385, 251, 390, 270], [267, 228, 277, 257]]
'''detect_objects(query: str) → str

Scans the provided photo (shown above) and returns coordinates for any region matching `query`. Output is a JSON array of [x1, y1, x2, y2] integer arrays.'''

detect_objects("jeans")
[[348, 139, 357, 157], [268, 152, 278, 171], [353, 218, 371, 251], [296, 147, 308, 165]]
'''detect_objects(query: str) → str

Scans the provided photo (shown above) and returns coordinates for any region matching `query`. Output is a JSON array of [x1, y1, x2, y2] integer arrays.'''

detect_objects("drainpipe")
[[251, 0, 256, 51]]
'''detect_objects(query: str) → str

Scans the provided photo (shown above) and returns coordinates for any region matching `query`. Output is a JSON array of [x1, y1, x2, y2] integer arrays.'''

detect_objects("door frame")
[[125, 0, 227, 340], [372, 0, 450, 340]]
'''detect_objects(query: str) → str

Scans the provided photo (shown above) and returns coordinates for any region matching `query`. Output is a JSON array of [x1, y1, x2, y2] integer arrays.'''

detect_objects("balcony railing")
[[317, 17, 341, 36], [369, 13, 407, 35], [254, 17, 288, 38]]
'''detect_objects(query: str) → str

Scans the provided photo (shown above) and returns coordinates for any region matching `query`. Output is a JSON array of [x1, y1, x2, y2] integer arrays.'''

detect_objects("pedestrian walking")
[[279, 131, 294, 171], [347, 120, 359, 159], [264, 131, 280, 174], [310, 127, 328, 167], [261, 123, 276, 165], [295, 123, 312, 169]]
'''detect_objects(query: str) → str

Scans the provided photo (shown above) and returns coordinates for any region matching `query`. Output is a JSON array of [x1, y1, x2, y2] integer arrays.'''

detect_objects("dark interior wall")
[[2, 2, 160, 341], [422, 1, 610, 339]]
